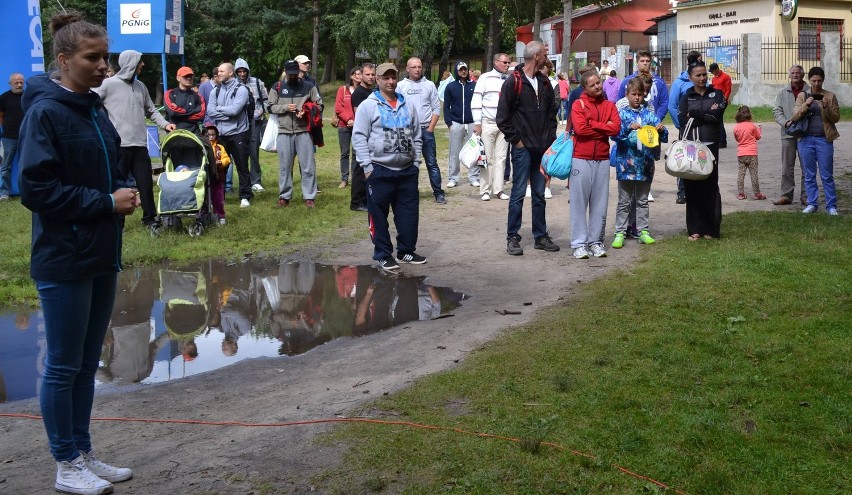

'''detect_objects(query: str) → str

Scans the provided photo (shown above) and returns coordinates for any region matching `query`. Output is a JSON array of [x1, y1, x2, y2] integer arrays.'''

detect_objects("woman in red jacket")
[[569, 70, 621, 259], [334, 67, 361, 188]]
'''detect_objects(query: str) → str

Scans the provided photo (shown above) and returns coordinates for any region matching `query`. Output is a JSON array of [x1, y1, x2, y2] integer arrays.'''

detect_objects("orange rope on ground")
[[0, 412, 690, 495]]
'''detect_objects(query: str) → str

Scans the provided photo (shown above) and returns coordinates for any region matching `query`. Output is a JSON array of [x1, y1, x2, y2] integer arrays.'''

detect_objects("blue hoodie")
[[18, 73, 129, 281], [668, 70, 692, 128], [443, 61, 475, 126]]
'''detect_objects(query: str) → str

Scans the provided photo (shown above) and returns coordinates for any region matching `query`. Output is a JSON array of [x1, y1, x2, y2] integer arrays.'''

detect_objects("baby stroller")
[[153, 130, 216, 237]]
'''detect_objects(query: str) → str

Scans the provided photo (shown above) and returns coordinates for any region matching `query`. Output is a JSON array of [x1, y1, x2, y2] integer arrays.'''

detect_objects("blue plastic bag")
[[540, 132, 574, 180]]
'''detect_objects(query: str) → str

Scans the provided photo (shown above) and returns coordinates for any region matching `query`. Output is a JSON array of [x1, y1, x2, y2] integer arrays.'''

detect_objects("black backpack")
[[215, 82, 253, 121]]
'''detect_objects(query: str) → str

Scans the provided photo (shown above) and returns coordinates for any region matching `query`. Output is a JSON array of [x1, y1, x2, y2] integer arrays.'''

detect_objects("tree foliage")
[[40, 0, 609, 87]]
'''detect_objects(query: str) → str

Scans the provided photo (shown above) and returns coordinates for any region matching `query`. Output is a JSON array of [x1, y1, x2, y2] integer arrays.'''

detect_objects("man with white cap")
[[443, 60, 480, 188], [352, 63, 425, 272], [295, 55, 318, 89]]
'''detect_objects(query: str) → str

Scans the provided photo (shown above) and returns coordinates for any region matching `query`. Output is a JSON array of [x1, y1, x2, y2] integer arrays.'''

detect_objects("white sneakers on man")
[[251, 184, 265, 192], [240, 198, 250, 208]]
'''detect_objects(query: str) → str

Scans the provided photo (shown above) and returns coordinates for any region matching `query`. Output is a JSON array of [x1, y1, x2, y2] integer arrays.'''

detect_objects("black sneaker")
[[397, 253, 427, 264], [534, 235, 560, 252], [377, 256, 400, 271], [435, 194, 447, 205], [507, 235, 523, 256], [676, 195, 686, 205]]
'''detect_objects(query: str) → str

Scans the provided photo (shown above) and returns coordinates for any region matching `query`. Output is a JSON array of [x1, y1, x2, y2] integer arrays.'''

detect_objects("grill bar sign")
[[781, 0, 798, 21]]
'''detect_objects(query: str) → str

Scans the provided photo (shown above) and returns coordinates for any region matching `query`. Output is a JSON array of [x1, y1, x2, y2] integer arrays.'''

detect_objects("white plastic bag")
[[260, 114, 279, 152], [459, 135, 487, 169]]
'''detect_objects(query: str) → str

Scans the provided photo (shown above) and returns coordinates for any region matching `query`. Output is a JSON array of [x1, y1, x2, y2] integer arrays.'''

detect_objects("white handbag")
[[664, 118, 715, 180], [260, 114, 279, 152]]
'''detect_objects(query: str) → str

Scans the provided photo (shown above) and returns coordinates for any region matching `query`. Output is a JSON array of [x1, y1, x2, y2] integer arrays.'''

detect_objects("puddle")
[[0, 259, 467, 404]]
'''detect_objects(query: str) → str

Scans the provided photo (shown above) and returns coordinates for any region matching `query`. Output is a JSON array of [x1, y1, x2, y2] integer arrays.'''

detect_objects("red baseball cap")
[[176, 66, 194, 77]]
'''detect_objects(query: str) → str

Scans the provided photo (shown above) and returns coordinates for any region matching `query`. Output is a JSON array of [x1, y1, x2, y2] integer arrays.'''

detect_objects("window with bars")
[[799, 18, 844, 60]]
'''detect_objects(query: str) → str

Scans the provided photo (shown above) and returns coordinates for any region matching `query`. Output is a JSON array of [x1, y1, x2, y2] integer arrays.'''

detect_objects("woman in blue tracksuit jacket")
[[18, 12, 139, 494]]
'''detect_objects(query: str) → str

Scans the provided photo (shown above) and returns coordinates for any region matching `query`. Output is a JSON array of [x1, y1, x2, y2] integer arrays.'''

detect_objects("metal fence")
[[681, 39, 742, 80], [651, 47, 672, 82], [842, 38, 852, 82], [762, 37, 822, 82]]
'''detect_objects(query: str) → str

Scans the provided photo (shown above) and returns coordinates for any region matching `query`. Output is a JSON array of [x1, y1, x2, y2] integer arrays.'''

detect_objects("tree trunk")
[[533, 0, 542, 41], [439, 0, 457, 78], [311, 0, 320, 80], [321, 45, 336, 84], [346, 44, 357, 75], [560, 0, 572, 75], [485, 1, 501, 71]]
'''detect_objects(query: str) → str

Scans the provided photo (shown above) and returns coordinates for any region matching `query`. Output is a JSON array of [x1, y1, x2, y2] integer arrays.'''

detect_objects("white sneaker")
[[573, 246, 589, 259], [218, 217, 226, 226], [55, 455, 113, 495], [240, 198, 250, 208], [471, 180, 481, 187], [802, 205, 817, 214], [544, 187, 553, 199], [82, 450, 133, 483], [251, 184, 265, 192], [481, 193, 490, 201], [648, 192, 655, 202], [446, 180, 457, 188], [525, 185, 531, 198], [589, 243, 607, 258], [827, 208, 839, 216]]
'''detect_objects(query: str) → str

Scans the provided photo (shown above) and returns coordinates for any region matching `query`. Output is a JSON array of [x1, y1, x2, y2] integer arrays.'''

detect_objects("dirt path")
[[1, 123, 850, 494]]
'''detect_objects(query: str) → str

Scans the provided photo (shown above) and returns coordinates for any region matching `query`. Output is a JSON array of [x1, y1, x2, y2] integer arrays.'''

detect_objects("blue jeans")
[[225, 164, 233, 192], [1, 137, 18, 196], [421, 128, 444, 197], [559, 99, 569, 121], [797, 135, 836, 209], [38, 273, 118, 462], [507, 146, 547, 241]]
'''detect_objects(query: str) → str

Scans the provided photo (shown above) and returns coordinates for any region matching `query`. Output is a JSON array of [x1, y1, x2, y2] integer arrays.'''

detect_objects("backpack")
[[215, 82, 253, 121]]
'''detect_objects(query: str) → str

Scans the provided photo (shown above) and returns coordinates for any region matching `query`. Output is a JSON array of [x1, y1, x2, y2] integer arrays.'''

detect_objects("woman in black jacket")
[[678, 62, 726, 240]]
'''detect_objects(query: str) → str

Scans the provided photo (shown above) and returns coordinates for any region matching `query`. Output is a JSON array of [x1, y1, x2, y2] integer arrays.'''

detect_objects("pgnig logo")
[[119, 3, 152, 34]]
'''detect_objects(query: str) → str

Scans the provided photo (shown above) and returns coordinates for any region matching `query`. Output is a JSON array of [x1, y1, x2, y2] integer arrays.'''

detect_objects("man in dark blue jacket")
[[443, 61, 479, 188]]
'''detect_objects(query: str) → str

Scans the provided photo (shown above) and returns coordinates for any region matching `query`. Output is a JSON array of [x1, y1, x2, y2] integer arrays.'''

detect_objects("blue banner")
[[0, 0, 45, 80], [107, 0, 167, 54]]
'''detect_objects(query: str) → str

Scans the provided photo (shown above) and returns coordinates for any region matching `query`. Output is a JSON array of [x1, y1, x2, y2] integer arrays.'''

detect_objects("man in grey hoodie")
[[94, 50, 176, 228], [352, 63, 425, 272], [235, 58, 269, 192], [207, 62, 253, 207]]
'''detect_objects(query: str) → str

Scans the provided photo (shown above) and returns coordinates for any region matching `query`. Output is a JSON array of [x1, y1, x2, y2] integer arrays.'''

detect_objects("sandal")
[[688, 234, 700, 241], [737, 193, 747, 200], [754, 193, 767, 200]]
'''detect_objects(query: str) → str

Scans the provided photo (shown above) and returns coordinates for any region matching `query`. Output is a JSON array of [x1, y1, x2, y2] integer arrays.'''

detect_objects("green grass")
[[320, 212, 851, 495]]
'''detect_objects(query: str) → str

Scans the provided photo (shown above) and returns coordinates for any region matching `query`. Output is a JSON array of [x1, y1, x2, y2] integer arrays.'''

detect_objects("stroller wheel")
[[148, 223, 161, 238], [188, 223, 204, 237]]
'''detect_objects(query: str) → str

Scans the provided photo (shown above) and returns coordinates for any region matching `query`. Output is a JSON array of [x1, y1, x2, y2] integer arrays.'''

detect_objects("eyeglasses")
[[497, 60, 511, 64]]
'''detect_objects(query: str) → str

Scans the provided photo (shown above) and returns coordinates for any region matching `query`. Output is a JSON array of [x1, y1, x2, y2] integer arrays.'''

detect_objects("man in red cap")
[[165, 67, 206, 134]]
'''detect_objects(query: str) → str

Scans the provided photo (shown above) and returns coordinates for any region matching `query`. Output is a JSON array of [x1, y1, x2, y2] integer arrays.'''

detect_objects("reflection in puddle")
[[0, 260, 467, 404]]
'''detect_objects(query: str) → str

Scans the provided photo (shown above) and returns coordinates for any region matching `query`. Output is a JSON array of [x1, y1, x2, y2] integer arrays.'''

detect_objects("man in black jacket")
[[496, 41, 559, 256], [164, 66, 206, 134]]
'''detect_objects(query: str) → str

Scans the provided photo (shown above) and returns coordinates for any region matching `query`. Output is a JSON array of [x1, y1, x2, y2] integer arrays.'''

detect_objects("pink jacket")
[[733, 121, 761, 157]]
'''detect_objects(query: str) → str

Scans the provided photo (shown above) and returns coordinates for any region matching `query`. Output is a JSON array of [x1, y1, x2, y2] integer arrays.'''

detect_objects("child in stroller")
[[154, 129, 217, 236]]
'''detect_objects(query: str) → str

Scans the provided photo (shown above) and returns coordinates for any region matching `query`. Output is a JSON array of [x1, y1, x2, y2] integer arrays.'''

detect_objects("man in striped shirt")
[[471, 53, 512, 201]]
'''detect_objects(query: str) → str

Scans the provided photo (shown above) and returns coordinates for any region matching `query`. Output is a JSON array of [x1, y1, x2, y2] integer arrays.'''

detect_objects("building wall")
[[674, 0, 852, 43]]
